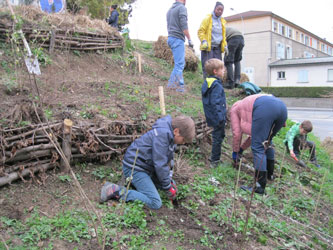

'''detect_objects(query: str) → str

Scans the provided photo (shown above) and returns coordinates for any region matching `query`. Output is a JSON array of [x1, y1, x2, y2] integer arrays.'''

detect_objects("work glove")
[[201, 40, 208, 50], [232, 148, 243, 162], [224, 46, 229, 56], [188, 39, 194, 48], [290, 150, 296, 160], [166, 179, 177, 200]]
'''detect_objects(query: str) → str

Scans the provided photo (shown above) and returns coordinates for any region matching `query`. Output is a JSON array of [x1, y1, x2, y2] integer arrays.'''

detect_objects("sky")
[[128, 0, 333, 50]]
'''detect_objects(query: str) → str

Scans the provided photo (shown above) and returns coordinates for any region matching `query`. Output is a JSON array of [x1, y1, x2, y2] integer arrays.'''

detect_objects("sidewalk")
[[280, 97, 333, 109]]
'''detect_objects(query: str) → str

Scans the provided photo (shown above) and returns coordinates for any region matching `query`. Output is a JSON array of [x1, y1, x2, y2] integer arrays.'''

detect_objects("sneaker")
[[100, 182, 121, 203], [176, 85, 185, 93], [167, 82, 178, 89], [310, 160, 321, 168], [210, 160, 222, 168]]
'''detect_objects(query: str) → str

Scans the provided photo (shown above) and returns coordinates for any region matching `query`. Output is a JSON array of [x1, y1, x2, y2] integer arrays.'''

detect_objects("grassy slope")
[[0, 39, 332, 250]]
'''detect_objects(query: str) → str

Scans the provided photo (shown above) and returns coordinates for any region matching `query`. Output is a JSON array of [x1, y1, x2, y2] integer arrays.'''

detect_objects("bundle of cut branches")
[[0, 6, 123, 51], [0, 118, 211, 187]]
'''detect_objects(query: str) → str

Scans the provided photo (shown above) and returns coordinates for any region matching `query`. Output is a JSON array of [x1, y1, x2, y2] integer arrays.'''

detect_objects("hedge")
[[261, 87, 333, 98]]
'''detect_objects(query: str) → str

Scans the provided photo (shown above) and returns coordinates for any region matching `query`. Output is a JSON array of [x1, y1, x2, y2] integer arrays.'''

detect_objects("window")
[[305, 36, 309, 46], [272, 21, 278, 32], [296, 31, 299, 41], [329, 47, 332, 56], [301, 33, 304, 43], [277, 71, 286, 79], [279, 23, 286, 36], [286, 46, 292, 59], [298, 70, 308, 83], [312, 39, 317, 49], [288, 27, 293, 39], [304, 51, 314, 58], [328, 69, 333, 82], [276, 42, 285, 59]]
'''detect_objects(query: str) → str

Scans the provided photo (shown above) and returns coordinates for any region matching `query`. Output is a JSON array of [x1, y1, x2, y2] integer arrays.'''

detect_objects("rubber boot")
[[267, 159, 275, 180], [241, 170, 266, 195], [225, 62, 234, 89], [234, 61, 241, 88]]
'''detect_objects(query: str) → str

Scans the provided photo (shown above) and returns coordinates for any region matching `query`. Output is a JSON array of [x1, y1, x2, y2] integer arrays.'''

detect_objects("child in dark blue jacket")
[[201, 58, 227, 168], [100, 115, 195, 209]]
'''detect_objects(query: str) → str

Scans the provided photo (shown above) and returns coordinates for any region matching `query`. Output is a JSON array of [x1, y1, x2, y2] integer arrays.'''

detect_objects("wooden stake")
[[158, 86, 166, 116], [138, 53, 142, 73], [60, 119, 73, 172]]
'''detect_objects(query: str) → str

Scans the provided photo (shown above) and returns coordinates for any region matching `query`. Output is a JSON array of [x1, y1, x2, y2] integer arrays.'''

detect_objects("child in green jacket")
[[284, 120, 320, 168]]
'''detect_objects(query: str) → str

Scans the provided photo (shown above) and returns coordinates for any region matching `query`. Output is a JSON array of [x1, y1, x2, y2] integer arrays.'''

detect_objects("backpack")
[[239, 82, 262, 96]]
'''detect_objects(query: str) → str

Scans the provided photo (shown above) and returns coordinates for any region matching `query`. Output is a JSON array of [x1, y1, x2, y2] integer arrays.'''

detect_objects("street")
[[287, 108, 333, 141]]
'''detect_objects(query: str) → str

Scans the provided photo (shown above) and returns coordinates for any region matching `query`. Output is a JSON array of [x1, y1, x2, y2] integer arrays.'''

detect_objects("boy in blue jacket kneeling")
[[201, 58, 227, 168], [100, 115, 195, 209]]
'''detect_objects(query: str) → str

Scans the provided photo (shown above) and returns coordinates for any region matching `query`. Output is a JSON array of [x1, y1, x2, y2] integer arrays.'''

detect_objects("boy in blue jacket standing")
[[201, 58, 227, 168], [100, 115, 195, 209]]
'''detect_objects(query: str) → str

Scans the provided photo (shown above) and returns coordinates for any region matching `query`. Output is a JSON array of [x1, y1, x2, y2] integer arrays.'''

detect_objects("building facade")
[[225, 11, 333, 86], [269, 57, 333, 87]]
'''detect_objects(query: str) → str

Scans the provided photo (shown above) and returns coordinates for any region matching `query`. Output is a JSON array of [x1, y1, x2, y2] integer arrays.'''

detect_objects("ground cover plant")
[[0, 33, 333, 250]]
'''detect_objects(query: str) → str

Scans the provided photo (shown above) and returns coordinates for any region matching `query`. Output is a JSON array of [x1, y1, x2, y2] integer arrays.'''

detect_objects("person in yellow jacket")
[[198, 2, 227, 78]]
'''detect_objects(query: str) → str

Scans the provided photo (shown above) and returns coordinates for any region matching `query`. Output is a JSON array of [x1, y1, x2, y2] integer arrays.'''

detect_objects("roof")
[[269, 57, 333, 67], [225, 11, 333, 47], [225, 10, 273, 21]]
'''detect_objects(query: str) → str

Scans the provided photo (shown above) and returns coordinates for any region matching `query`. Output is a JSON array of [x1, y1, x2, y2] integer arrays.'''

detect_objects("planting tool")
[[6, 0, 41, 75], [291, 154, 307, 168]]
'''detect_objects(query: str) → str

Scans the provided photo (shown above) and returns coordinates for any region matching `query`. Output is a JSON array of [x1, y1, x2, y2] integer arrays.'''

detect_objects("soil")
[[0, 43, 332, 250]]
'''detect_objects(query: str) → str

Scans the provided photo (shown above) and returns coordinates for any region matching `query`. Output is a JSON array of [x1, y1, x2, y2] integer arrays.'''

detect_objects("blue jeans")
[[251, 96, 287, 171], [167, 36, 185, 88], [121, 165, 162, 210], [211, 121, 226, 162]]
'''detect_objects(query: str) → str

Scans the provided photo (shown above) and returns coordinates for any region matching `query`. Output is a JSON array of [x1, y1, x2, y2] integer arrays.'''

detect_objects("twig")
[[232, 157, 243, 219], [0, 234, 9, 250], [122, 148, 139, 212], [276, 147, 287, 189], [311, 167, 329, 224]]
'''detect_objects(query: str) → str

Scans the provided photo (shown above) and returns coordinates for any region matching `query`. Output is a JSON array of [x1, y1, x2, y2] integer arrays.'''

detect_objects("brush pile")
[[0, 117, 211, 187], [0, 5, 123, 51], [154, 36, 199, 72]]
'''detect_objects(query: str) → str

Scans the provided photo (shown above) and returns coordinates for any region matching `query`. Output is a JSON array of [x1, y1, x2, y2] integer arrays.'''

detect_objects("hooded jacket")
[[201, 76, 226, 127], [230, 94, 268, 152], [122, 115, 175, 190], [108, 9, 119, 28], [167, 1, 188, 41], [198, 14, 227, 52]]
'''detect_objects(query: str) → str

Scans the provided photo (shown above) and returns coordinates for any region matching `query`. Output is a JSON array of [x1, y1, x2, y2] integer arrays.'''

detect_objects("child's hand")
[[290, 150, 297, 161]]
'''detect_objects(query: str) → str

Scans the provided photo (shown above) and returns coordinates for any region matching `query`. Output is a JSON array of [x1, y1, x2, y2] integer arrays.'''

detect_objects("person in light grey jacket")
[[166, 0, 193, 92]]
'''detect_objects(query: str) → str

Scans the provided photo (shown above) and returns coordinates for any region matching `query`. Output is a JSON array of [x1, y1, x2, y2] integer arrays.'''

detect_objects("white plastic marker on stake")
[[158, 86, 166, 116], [6, 0, 41, 75]]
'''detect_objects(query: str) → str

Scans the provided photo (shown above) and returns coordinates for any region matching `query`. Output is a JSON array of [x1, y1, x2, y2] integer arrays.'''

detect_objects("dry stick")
[[232, 157, 243, 219], [32, 104, 107, 249], [138, 53, 142, 73], [276, 147, 287, 190], [122, 148, 140, 214], [311, 167, 329, 224], [242, 125, 275, 241], [266, 206, 333, 246], [0, 234, 9, 250], [158, 86, 166, 116], [252, 213, 313, 249]]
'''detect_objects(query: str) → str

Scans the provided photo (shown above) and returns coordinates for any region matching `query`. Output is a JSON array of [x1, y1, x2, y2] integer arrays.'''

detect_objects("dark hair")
[[111, 5, 118, 9], [301, 120, 313, 133], [215, 1, 224, 9]]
